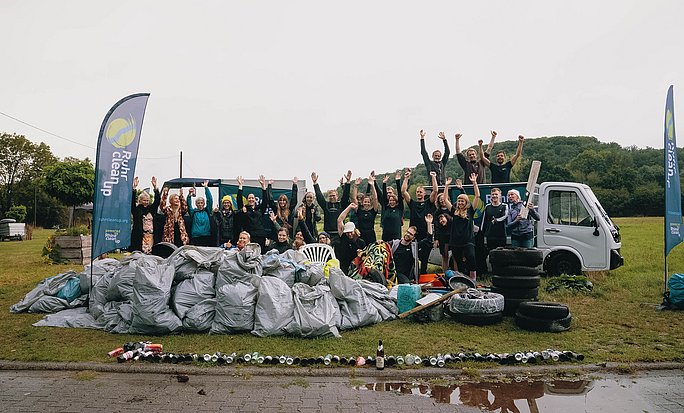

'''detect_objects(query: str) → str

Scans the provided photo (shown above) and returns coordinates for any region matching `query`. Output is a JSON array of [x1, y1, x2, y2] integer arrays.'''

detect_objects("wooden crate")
[[54, 235, 92, 265]]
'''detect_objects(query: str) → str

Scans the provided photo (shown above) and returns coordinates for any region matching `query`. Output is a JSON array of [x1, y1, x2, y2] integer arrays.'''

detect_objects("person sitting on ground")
[[443, 173, 481, 282], [420, 129, 450, 185], [351, 171, 380, 245], [131, 176, 160, 254], [481, 134, 524, 183], [389, 214, 434, 284], [506, 189, 539, 248], [312, 170, 351, 244], [214, 195, 237, 248], [186, 180, 216, 247], [336, 203, 367, 275], [160, 187, 190, 247], [402, 169, 439, 274], [236, 175, 270, 250], [455, 131, 495, 184]]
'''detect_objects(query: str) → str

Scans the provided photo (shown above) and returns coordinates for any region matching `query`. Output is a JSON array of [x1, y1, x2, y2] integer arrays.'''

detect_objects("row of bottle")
[[113, 349, 583, 366]]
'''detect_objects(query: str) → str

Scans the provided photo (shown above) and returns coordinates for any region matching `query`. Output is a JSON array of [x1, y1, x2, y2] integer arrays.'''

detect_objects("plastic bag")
[[171, 269, 216, 319], [182, 298, 216, 332], [252, 276, 295, 337], [290, 282, 341, 338], [328, 267, 381, 330], [56, 278, 82, 303], [211, 280, 258, 334], [130, 257, 182, 335], [262, 250, 298, 288], [10, 271, 81, 313]]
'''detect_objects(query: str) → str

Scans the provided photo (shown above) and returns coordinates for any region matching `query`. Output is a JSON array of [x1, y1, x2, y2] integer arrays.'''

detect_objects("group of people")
[[130, 129, 535, 285]]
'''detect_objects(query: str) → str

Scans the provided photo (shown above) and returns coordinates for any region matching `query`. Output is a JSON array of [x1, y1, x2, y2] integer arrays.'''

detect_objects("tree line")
[[1, 132, 682, 227]]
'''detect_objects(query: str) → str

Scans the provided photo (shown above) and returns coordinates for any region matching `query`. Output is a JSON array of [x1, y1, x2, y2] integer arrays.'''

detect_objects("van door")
[[541, 186, 607, 269]]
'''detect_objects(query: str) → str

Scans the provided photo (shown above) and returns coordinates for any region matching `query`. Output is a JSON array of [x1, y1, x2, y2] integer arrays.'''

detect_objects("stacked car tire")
[[514, 301, 572, 332], [449, 290, 505, 326], [488, 247, 543, 315]]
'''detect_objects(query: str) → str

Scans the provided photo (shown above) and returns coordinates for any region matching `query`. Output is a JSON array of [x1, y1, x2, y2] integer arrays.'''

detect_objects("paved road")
[[0, 369, 478, 413], [1, 367, 683, 412]]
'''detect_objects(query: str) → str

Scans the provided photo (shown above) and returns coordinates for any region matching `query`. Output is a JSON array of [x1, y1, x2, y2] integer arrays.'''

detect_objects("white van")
[[428, 181, 624, 276]]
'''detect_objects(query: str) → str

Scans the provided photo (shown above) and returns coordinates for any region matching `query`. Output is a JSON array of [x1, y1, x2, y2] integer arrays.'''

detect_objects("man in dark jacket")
[[420, 129, 450, 186], [312, 170, 351, 245]]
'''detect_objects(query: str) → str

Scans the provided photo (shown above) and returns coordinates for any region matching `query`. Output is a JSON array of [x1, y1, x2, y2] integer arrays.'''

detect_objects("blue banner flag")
[[665, 85, 683, 256], [92, 93, 150, 259]]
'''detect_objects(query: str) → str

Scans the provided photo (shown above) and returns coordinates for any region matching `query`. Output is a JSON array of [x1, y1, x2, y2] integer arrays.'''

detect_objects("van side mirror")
[[593, 218, 599, 236]]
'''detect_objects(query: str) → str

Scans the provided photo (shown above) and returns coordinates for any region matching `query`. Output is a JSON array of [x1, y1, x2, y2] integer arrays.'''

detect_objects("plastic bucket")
[[419, 273, 445, 287]]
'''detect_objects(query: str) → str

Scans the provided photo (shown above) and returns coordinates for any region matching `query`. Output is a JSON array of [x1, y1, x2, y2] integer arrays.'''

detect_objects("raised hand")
[[382, 175, 390, 184], [491, 130, 497, 139], [151, 176, 157, 189], [478, 139, 484, 146], [420, 129, 426, 139], [430, 171, 437, 177], [345, 170, 352, 183], [311, 172, 318, 184], [202, 179, 209, 188], [189, 187, 196, 196], [350, 202, 359, 210], [162, 187, 169, 195], [404, 168, 411, 178], [236, 175, 244, 187], [455, 133, 462, 140], [268, 179, 274, 186], [469, 173, 478, 184], [293, 176, 299, 184], [394, 170, 401, 180], [268, 210, 277, 222], [424, 213, 433, 224], [133, 176, 139, 189], [454, 178, 462, 188], [370, 170, 376, 181], [258, 175, 266, 189], [519, 135, 525, 142], [438, 131, 446, 140]]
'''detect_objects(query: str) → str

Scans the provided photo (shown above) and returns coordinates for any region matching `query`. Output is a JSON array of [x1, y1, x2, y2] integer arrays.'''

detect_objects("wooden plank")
[[519, 160, 541, 219], [397, 287, 467, 319]]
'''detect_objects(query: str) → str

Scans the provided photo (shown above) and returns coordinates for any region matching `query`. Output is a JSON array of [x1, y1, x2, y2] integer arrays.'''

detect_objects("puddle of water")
[[355, 378, 658, 412]]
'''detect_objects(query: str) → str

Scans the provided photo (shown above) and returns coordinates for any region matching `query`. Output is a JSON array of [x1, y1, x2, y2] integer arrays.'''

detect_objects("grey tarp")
[[129, 256, 182, 335], [251, 276, 295, 337], [32, 307, 101, 329], [106, 252, 147, 302], [290, 283, 341, 338], [328, 266, 382, 330], [101, 301, 135, 333], [359, 279, 398, 321], [79, 258, 120, 293], [10, 270, 86, 314]]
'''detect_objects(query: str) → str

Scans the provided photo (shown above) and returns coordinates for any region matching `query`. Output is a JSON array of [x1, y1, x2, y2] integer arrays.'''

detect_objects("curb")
[[1, 360, 682, 378]]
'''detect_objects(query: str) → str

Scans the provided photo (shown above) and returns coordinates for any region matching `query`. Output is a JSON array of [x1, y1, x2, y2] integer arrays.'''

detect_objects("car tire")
[[453, 311, 504, 326], [491, 265, 542, 277], [491, 275, 541, 289], [491, 286, 539, 299], [503, 297, 537, 315], [514, 311, 572, 332], [517, 301, 570, 320], [449, 292, 505, 314], [489, 247, 544, 267], [546, 251, 581, 277]]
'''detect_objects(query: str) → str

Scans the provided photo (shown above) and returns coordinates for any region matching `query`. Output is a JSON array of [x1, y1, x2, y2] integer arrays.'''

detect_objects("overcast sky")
[[1, 1, 683, 191]]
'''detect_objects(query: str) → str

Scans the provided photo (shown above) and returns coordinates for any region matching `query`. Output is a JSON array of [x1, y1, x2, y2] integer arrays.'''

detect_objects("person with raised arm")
[[335, 203, 367, 275], [160, 186, 190, 247], [131, 176, 160, 254], [456, 131, 495, 184], [236, 175, 270, 250], [312, 170, 351, 245], [268, 176, 299, 238], [443, 173, 481, 282], [380, 170, 404, 242], [420, 129, 450, 185], [481, 135, 525, 183], [402, 169, 439, 274], [506, 189, 540, 248], [389, 214, 434, 284], [351, 171, 380, 245], [186, 180, 215, 247], [214, 194, 237, 248]]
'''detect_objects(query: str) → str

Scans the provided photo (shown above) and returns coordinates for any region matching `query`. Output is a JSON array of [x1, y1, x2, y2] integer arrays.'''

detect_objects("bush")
[[56, 225, 91, 236], [5, 205, 27, 222]]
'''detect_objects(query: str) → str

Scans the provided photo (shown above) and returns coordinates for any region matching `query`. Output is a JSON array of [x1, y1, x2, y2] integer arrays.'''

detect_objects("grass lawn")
[[0, 217, 683, 364]]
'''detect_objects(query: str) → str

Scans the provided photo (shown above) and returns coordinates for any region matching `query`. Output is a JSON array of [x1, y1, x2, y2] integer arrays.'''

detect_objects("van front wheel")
[[546, 252, 581, 277]]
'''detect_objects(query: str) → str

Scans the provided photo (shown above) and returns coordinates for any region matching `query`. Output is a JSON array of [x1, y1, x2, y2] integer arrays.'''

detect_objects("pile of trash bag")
[[12, 244, 398, 338]]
